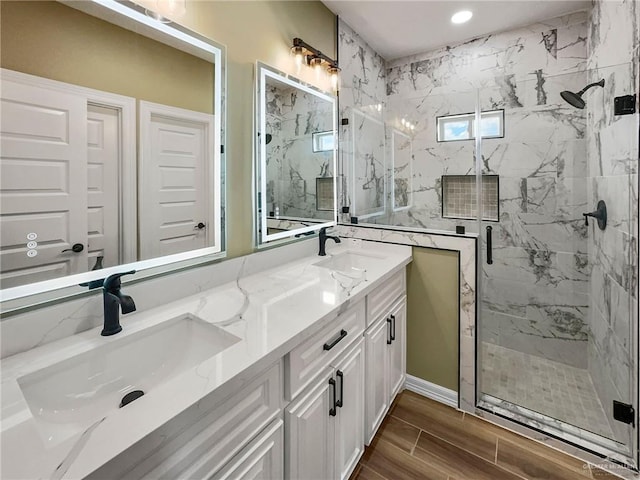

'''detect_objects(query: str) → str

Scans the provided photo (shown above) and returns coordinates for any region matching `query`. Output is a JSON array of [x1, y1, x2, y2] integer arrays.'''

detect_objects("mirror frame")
[[0, 0, 227, 309], [255, 62, 337, 245]]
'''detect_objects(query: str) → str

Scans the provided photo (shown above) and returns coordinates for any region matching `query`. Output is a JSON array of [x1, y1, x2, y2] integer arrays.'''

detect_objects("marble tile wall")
[[264, 82, 334, 220], [585, 0, 639, 446], [338, 1, 639, 464], [337, 19, 388, 220], [339, 12, 593, 367], [1, 239, 320, 359]]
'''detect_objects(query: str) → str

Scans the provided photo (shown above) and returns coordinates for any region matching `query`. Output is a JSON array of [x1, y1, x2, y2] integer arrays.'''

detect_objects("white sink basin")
[[17, 314, 240, 444], [314, 250, 384, 273]]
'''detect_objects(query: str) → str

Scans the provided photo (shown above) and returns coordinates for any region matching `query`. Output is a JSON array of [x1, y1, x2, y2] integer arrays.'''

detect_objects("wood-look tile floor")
[[350, 390, 624, 480]]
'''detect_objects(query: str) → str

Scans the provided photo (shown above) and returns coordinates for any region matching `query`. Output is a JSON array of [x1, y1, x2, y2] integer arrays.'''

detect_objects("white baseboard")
[[404, 374, 458, 409]]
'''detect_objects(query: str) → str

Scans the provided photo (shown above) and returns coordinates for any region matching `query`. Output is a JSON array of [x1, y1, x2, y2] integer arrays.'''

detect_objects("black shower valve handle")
[[582, 200, 607, 230]]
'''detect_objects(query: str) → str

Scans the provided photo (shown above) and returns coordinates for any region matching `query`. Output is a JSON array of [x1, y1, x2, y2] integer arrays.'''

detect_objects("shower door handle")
[[486, 226, 493, 265]]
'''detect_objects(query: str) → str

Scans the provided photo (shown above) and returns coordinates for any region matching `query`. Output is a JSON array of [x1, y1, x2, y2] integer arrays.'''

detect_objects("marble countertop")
[[1, 240, 411, 479]]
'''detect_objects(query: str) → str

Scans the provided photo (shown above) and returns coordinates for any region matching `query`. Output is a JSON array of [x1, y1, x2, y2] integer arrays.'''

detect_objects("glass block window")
[[441, 175, 499, 221], [437, 110, 504, 142]]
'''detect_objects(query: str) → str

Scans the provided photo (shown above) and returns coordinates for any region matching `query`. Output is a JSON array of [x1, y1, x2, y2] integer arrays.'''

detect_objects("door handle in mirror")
[[62, 243, 84, 253], [194, 222, 206, 230]]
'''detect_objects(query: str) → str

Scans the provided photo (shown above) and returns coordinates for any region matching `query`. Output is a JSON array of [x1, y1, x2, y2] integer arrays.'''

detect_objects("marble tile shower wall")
[[338, 0, 639, 449], [264, 84, 334, 220], [341, 11, 594, 367], [337, 19, 388, 218], [585, 0, 639, 444]]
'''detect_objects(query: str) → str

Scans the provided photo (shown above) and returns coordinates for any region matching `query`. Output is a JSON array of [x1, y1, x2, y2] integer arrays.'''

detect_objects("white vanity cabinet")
[[212, 418, 284, 480], [364, 270, 407, 444], [87, 361, 284, 480], [285, 338, 365, 480], [284, 299, 366, 480]]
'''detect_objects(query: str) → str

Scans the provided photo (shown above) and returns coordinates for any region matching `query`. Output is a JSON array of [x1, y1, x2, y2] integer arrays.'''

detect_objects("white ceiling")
[[322, 0, 591, 60]]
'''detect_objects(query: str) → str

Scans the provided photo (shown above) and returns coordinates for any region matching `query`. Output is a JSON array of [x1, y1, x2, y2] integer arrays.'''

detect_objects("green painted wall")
[[406, 247, 459, 392]]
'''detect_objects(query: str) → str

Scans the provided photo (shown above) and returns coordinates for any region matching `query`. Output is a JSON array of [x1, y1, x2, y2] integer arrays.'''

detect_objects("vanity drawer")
[[212, 418, 283, 479], [366, 269, 405, 326], [92, 361, 283, 480], [285, 299, 365, 401]]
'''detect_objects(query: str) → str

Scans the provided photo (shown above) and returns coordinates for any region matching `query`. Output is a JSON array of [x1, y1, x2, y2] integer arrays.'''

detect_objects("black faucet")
[[102, 270, 136, 336], [318, 227, 341, 256]]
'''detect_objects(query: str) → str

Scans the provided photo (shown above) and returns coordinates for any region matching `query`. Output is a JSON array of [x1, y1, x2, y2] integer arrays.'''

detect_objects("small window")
[[312, 131, 335, 152], [437, 110, 504, 142]]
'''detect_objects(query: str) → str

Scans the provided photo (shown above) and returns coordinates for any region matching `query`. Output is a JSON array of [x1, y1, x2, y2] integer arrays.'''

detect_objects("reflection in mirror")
[[0, 0, 224, 300], [391, 129, 412, 211], [350, 108, 386, 219], [256, 63, 337, 244]]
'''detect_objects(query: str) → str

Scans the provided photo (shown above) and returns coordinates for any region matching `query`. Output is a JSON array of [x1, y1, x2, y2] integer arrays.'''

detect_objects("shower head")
[[560, 79, 605, 109]]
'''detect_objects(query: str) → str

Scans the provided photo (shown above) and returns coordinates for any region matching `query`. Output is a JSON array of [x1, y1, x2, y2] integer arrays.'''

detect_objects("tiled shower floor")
[[481, 342, 614, 439]]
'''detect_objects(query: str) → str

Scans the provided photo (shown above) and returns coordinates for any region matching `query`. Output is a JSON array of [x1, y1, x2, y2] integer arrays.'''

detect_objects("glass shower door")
[[477, 67, 637, 464]]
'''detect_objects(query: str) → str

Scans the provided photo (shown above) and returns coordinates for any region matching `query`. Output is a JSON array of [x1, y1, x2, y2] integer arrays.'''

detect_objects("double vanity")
[[1, 240, 411, 479]]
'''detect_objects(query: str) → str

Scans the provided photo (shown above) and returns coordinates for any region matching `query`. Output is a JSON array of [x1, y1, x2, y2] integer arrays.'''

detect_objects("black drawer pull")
[[387, 318, 392, 344], [336, 370, 344, 408], [390, 314, 396, 341], [329, 378, 337, 416], [323, 329, 347, 350]]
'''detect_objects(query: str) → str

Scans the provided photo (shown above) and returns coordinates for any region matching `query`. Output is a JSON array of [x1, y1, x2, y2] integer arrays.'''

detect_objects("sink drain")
[[119, 390, 144, 408]]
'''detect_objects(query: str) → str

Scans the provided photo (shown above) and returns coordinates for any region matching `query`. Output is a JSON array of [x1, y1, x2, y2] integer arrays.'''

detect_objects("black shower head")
[[560, 79, 605, 109]]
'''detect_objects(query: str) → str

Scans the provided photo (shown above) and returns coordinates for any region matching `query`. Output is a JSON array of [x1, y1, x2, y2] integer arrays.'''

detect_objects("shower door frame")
[[461, 88, 640, 476]]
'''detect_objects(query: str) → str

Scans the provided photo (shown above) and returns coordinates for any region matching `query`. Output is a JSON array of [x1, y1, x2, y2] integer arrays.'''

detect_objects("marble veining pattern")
[[370, 10, 592, 367], [264, 82, 334, 220], [334, 224, 478, 411], [585, 0, 639, 449], [338, 2, 639, 473], [0, 240, 411, 479]]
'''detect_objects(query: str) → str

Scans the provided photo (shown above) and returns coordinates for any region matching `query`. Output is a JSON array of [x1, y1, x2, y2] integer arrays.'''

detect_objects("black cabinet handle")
[[486, 226, 493, 265], [329, 378, 337, 416], [390, 314, 396, 341], [194, 222, 206, 230], [323, 329, 347, 351], [62, 243, 84, 253], [336, 370, 344, 408], [387, 318, 392, 344]]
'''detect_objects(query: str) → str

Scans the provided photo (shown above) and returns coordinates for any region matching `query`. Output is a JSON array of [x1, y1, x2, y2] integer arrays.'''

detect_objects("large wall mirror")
[[255, 63, 337, 244], [0, 0, 225, 304]]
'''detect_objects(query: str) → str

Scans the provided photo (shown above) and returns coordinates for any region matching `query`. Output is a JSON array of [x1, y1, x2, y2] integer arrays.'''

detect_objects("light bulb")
[[291, 46, 304, 71], [156, 0, 185, 18], [310, 57, 323, 79], [328, 66, 340, 91], [401, 118, 406, 126], [451, 10, 473, 24]]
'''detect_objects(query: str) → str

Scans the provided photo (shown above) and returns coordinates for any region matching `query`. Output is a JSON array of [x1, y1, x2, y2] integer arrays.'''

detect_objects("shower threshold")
[[477, 394, 633, 470]]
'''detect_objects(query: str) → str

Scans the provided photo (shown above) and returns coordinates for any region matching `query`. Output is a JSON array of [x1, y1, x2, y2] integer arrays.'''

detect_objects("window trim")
[[436, 109, 505, 143]]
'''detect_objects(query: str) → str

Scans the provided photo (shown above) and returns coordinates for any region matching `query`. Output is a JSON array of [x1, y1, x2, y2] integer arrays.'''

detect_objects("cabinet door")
[[211, 419, 283, 480], [333, 338, 365, 480], [364, 317, 389, 444], [388, 297, 407, 400], [285, 368, 335, 480]]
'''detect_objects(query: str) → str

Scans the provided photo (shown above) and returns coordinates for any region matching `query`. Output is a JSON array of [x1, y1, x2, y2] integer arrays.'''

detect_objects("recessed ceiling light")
[[451, 10, 473, 24]]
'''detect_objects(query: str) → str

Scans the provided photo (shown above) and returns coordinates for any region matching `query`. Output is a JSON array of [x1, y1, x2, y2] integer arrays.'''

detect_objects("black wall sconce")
[[291, 37, 340, 90]]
